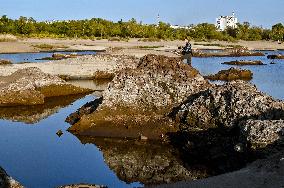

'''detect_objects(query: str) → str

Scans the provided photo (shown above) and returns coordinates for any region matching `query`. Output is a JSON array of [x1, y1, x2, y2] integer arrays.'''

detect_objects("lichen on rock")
[[68, 54, 209, 138]]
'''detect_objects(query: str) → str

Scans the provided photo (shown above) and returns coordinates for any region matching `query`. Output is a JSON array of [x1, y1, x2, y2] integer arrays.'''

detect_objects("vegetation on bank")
[[0, 15, 283, 42]]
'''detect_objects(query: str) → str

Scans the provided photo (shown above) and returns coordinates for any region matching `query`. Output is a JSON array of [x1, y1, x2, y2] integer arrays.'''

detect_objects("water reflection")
[[0, 51, 96, 63], [74, 136, 208, 185], [0, 95, 86, 124]]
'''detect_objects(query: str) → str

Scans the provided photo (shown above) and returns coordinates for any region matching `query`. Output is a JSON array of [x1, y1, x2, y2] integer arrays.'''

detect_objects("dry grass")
[[0, 34, 17, 42], [33, 44, 69, 50]]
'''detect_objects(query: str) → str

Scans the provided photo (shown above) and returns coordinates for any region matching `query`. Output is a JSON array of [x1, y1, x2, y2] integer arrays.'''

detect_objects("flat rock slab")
[[0, 67, 91, 106]]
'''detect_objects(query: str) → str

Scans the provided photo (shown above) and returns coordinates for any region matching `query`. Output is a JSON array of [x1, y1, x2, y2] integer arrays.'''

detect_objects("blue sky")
[[0, 0, 283, 28]]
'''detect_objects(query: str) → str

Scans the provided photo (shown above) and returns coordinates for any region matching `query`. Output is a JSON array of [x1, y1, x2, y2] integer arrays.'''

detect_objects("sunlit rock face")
[[0, 67, 92, 106], [170, 80, 284, 130], [68, 54, 209, 138], [76, 137, 209, 185]]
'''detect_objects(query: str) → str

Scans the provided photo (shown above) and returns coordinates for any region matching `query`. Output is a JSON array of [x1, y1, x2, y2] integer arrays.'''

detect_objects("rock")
[[0, 167, 24, 188], [140, 135, 148, 141], [193, 48, 264, 58], [0, 59, 12, 65], [267, 54, 284, 59], [204, 68, 253, 81], [239, 120, 284, 149], [66, 97, 103, 125], [93, 71, 115, 80], [222, 60, 264, 66], [0, 67, 92, 106], [170, 80, 284, 130], [56, 130, 63, 137], [57, 184, 107, 188], [68, 54, 209, 138]]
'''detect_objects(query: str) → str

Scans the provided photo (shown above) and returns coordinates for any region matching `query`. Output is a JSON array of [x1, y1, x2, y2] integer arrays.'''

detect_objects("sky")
[[0, 0, 283, 28]]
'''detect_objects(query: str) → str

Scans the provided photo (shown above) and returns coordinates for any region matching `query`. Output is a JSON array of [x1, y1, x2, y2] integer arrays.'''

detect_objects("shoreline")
[[0, 38, 284, 55]]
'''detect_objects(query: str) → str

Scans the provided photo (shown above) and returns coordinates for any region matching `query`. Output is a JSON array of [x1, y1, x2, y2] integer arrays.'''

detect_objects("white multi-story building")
[[216, 12, 238, 31]]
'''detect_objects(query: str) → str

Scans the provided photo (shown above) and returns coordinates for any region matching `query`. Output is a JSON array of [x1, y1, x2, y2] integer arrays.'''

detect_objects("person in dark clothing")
[[182, 40, 193, 65]]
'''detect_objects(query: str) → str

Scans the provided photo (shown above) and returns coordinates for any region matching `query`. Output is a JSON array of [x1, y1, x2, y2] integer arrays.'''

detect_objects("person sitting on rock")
[[182, 40, 193, 65]]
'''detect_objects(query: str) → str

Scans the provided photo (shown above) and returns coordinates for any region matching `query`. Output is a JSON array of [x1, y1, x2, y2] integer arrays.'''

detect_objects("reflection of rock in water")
[[76, 136, 208, 185], [0, 94, 86, 124]]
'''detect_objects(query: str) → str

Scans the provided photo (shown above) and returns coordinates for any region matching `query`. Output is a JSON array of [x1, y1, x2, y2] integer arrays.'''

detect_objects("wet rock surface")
[[0, 67, 92, 106], [222, 60, 264, 66], [0, 167, 23, 188], [204, 68, 253, 81], [68, 54, 209, 138]]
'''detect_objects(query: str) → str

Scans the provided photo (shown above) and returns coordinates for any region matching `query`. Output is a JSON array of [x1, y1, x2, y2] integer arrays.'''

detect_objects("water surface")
[[192, 50, 284, 100], [0, 51, 96, 63]]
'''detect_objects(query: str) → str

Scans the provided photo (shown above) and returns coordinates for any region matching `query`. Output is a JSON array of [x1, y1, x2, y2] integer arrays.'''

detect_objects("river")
[[0, 51, 283, 188]]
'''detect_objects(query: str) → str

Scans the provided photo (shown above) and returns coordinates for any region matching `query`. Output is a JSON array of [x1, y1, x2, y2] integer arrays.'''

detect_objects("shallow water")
[[192, 50, 284, 100], [0, 51, 96, 63], [0, 51, 284, 188], [0, 94, 142, 188]]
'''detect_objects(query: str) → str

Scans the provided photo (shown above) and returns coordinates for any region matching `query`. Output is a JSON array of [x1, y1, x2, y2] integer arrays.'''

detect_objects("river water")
[[0, 51, 96, 63], [0, 51, 283, 188]]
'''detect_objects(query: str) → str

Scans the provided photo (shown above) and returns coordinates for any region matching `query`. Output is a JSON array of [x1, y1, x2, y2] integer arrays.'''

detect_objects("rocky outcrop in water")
[[204, 68, 253, 81], [222, 60, 264, 66], [0, 67, 92, 106], [68, 54, 209, 138], [0, 167, 23, 188], [170, 80, 284, 130], [58, 184, 107, 188], [267, 54, 284, 59]]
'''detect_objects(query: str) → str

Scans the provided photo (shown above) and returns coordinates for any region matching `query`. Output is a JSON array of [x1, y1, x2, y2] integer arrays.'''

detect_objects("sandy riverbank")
[[0, 38, 284, 55]]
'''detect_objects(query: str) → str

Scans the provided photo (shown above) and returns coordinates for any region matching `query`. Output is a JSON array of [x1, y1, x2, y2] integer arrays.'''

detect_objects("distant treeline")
[[0, 15, 283, 41]]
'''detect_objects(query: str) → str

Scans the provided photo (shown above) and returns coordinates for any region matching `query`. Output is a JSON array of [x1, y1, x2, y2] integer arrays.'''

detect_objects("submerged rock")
[[204, 68, 253, 81], [68, 54, 209, 138], [0, 67, 92, 106], [222, 60, 264, 66], [170, 80, 284, 129], [0, 167, 24, 188]]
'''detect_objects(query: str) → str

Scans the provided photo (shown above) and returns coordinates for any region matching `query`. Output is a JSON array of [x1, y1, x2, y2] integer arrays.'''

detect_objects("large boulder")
[[68, 54, 209, 138], [170, 80, 284, 130], [0, 67, 92, 106]]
